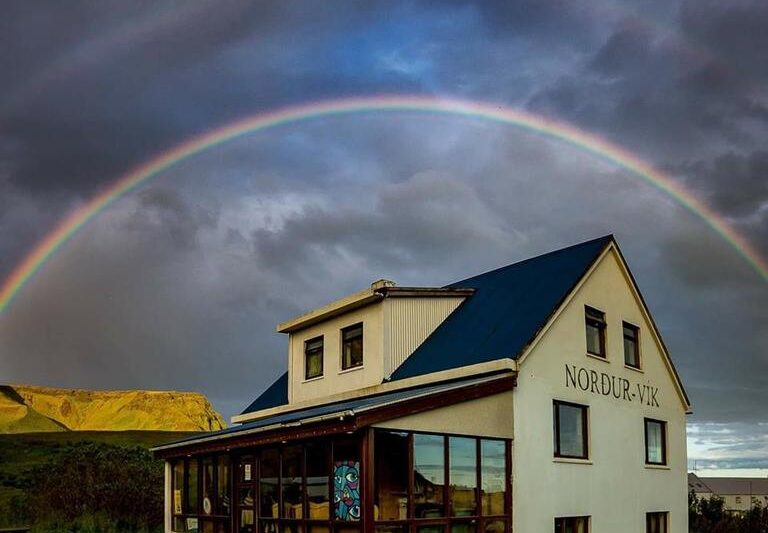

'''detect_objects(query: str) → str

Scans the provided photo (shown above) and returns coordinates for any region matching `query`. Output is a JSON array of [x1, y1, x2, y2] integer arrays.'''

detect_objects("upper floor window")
[[555, 516, 589, 533], [341, 323, 363, 370], [553, 400, 589, 459], [645, 418, 667, 465], [646, 511, 668, 533], [305, 336, 324, 380], [585, 306, 606, 358], [623, 322, 640, 368]]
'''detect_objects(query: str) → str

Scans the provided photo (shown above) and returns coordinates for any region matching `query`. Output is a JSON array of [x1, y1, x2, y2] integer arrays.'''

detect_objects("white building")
[[153, 235, 690, 533], [689, 473, 768, 514]]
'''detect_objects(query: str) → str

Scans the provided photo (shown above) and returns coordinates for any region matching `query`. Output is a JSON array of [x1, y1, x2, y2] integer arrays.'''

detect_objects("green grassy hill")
[[0, 431, 200, 528]]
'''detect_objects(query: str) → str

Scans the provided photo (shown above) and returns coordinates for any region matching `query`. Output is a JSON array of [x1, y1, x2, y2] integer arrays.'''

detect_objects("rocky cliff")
[[0, 384, 226, 433]]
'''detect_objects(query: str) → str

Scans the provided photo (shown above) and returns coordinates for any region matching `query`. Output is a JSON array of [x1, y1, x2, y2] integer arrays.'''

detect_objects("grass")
[[0, 431, 200, 528]]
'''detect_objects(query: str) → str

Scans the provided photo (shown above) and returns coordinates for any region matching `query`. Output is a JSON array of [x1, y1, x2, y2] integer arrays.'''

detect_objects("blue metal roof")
[[154, 374, 505, 452], [241, 235, 613, 415], [240, 371, 288, 415], [390, 235, 614, 380]]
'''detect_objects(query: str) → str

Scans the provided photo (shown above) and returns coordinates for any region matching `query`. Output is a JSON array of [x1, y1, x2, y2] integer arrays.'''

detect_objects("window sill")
[[302, 375, 324, 384], [586, 352, 609, 363], [645, 464, 671, 470], [553, 457, 592, 465], [624, 364, 644, 373], [338, 365, 364, 375]]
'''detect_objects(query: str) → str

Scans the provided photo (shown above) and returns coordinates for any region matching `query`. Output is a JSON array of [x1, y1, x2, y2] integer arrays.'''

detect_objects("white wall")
[[373, 390, 514, 439], [512, 247, 689, 532], [288, 303, 385, 404]]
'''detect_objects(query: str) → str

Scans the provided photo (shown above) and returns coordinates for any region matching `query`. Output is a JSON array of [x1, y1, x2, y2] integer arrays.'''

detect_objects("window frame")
[[644, 418, 668, 466], [554, 515, 590, 533], [304, 335, 325, 380], [553, 400, 589, 460], [584, 306, 607, 358], [374, 430, 512, 533], [646, 511, 668, 533], [623, 321, 641, 369], [341, 323, 364, 371]]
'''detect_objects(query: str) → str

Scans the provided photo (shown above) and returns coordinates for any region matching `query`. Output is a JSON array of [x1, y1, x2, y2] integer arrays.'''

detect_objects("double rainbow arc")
[[1, 95, 765, 314]]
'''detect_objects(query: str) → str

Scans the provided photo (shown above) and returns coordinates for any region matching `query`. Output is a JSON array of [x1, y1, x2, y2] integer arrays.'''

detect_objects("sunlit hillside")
[[0, 384, 225, 433]]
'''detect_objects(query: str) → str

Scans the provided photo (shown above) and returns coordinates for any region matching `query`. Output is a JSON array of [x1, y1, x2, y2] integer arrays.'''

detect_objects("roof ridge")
[[447, 234, 613, 288]]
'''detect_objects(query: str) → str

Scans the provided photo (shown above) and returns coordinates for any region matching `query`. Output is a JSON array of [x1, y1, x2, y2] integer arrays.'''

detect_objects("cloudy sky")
[[1, 1, 766, 472]]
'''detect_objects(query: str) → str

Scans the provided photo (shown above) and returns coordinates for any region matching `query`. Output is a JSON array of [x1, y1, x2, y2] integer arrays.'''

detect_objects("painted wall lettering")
[[565, 364, 659, 407]]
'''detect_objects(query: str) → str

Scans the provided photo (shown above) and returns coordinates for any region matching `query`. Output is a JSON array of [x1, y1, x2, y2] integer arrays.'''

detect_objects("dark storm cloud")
[[1, 0, 768, 470], [673, 151, 768, 218]]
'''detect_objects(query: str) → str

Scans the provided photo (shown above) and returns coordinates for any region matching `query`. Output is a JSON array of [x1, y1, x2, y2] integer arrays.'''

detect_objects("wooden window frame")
[[553, 400, 589, 460], [623, 321, 641, 369], [646, 511, 668, 533], [644, 418, 667, 466], [375, 429, 512, 533], [305, 335, 325, 380], [341, 323, 364, 370], [585, 306, 607, 358], [555, 516, 590, 533], [172, 455, 233, 532]]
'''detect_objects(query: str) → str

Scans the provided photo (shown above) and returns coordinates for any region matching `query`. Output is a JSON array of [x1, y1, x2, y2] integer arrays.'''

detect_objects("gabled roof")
[[688, 473, 714, 493], [699, 477, 768, 496], [390, 235, 614, 380], [241, 235, 614, 415]]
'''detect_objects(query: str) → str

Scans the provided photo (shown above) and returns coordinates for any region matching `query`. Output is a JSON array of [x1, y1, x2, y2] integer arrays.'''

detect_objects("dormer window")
[[305, 336, 324, 380], [341, 323, 363, 370]]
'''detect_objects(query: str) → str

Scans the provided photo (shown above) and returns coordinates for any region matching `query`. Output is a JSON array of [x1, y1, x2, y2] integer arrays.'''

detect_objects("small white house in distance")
[[689, 474, 768, 514], [153, 235, 691, 533]]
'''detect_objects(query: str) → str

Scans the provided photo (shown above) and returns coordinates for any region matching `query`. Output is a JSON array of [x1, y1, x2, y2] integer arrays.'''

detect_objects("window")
[[585, 307, 606, 357], [646, 512, 668, 533], [449, 437, 477, 517], [305, 336, 324, 380], [623, 322, 640, 368], [413, 433, 445, 518], [554, 516, 589, 533], [172, 456, 232, 533], [375, 431, 510, 533], [374, 431, 409, 520], [341, 323, 363, 370], [553, 401, 589, 459], [645, 419, 667, 465]]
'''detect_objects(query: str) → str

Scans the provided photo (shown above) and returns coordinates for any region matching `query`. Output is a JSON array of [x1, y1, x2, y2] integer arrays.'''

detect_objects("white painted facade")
[[159, 237, 690, 533]]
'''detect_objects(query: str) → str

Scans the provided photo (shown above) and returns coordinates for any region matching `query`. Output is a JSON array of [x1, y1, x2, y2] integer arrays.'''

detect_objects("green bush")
[[23, 442, 164, 532], [689, 490, 768, 533]]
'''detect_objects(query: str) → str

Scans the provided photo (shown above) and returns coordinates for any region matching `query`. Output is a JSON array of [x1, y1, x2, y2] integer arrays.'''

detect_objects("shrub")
[[24, 442, 163, 532]]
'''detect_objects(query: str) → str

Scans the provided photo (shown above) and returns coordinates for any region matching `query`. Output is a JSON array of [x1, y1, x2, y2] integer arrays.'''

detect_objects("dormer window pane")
[[341, 323, 364, 370], [305, 336, 324, 380]]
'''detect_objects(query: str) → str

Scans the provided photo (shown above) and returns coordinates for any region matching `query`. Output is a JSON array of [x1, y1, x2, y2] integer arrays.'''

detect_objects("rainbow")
[[1, 95, 766, 313]]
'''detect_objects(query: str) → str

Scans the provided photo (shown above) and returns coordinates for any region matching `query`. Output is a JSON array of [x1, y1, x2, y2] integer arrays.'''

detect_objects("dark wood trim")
[[407, 432, 415, 520], [304, 335, 325, 380], [341, 322, 364, 371], [622, 321, 641, 369], [155, 420, 357, 459], [156, 375, 516, 460], [375, 287, 475, 298], [355, 375, 516, 428], [585, 305, 607, 358], [362, 427, 375, 528], [553, 400, 589, 460], [644, 418, 668, 465]]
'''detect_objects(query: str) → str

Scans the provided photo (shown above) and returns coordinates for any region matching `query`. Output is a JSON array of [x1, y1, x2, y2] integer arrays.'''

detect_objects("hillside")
[[0, 384, 226, 433]]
